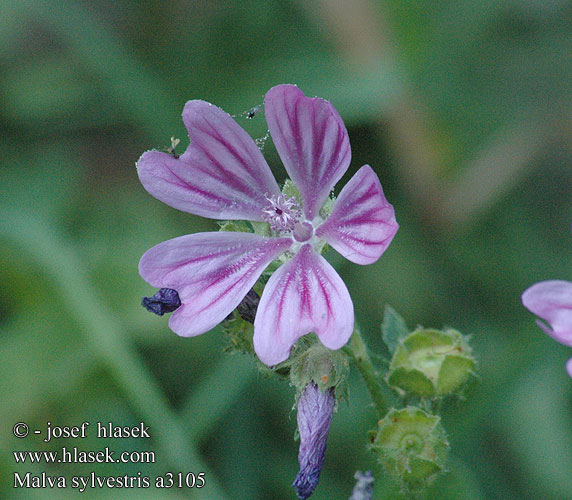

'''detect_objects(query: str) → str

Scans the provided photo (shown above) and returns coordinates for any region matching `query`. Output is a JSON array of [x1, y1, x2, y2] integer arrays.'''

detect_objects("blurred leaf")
[[2, 56, 121, 130], [381, 304, 409, 355], [506, 363, 572, 498], [0, 212, 230, 499], [0, 143, 85, 222]]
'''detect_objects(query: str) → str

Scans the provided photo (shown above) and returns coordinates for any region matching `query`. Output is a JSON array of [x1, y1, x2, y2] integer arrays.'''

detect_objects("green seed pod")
[[372, 406, 449, 490], [387, 328, 476, 398]]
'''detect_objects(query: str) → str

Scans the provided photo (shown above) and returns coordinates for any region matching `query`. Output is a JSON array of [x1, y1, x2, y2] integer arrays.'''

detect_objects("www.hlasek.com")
[[13, 447, 155, 464]]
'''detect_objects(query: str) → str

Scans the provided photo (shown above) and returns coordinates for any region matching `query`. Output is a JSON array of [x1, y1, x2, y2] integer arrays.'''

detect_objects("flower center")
[[262, 194, 301, 232], [293, 221, 314, 242]]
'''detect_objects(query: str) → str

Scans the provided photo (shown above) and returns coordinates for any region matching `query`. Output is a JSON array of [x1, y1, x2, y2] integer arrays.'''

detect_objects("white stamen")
[[262, 194, 301, 232]]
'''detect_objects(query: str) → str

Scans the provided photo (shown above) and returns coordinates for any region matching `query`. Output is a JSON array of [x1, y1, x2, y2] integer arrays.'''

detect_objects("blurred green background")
[[2, 0, 572, 498]]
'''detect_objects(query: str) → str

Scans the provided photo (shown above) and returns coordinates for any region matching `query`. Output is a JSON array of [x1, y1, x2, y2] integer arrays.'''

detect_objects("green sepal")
[[289, 341, 349, 401], [437, 352, 476, 395], [404, 457, 442, 489], [257, 336, 314, 380], [222, 314, 255, 355], [387, 367, 435, 398], [250, 220, 272, 237], [319, 194, 335, 219], [217, 220, 253, 233], [282, 178, 302, 204]]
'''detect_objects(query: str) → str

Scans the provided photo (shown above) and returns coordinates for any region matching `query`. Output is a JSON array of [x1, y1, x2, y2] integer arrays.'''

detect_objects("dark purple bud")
[[349, 471, 374, 500], [292, 382, 335, 499], [236, 288, 260, 323], [142, 288, 181, 316]]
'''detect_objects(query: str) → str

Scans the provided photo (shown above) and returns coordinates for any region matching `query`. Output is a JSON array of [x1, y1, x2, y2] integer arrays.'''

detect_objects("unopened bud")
[[387, 328, 476, 398], [289, 342, 349, 497], [292, 382, 335, 499], [141, 288, 181, 316]]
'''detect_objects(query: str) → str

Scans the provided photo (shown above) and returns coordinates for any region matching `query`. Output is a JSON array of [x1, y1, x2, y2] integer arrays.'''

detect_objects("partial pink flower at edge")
[[137, 84, 399, 366], [522, 279, 572, 377]]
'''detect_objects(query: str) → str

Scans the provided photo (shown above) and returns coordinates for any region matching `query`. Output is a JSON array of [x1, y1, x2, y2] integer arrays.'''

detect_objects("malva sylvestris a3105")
[[137, 84, 398, 366]]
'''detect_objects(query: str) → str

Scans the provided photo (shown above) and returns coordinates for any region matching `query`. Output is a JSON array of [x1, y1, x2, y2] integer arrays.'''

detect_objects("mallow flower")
[[522, 280, 572, 377], [137, 84, 398, 366]]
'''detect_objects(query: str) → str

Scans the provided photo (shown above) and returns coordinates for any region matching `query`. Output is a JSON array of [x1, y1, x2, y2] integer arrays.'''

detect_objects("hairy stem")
[[344, 325, 388, 419]]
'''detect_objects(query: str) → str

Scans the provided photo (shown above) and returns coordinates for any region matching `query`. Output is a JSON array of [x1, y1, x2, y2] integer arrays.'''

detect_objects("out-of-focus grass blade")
[[0, 211, 230, 499]]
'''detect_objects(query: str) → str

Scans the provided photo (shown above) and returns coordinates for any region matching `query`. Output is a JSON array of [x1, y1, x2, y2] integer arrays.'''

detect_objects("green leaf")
[[381, 305, 409, 355]]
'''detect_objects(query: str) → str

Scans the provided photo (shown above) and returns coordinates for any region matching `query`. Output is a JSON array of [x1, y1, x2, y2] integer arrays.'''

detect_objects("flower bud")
[[289, 345, 349, 498], [371, 407, 448, 490], [141, 288, 181, 316], [292, 382, 335, 499], [387, 328, 476, 398]]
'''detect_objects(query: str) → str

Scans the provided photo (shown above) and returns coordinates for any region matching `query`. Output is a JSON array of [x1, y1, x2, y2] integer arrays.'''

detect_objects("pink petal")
[[315, 165, 398, 265], [139, 232, 292, 337], [522, 280, 572, 347], [137, 100, 280, 220], [566, 358, 572, 378], [264, 85, 351, 220], [253, 244, 354, 366]]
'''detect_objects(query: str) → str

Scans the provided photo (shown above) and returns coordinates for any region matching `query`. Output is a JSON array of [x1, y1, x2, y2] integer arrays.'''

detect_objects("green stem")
[[344, 325, 388, 419]]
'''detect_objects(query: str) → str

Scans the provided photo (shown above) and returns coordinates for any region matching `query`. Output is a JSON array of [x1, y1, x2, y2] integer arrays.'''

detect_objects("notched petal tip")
[[138, 99, 280, 221], [264, 84, 351, 220], [316, 165, 398, 265], [253, 245, 354, 367]]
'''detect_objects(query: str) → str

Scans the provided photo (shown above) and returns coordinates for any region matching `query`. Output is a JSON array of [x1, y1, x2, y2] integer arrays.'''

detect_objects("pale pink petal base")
[[265, 85, 351, 220], [253, 244, 354, 366], [522, 280, 572, 347], [139, 232, 292, 337], [137, 100, 280, 221], [316, 165, 398, 265]]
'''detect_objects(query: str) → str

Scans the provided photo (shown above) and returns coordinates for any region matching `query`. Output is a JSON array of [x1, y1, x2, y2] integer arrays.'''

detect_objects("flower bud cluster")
[[371, 316, 478, 491]]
